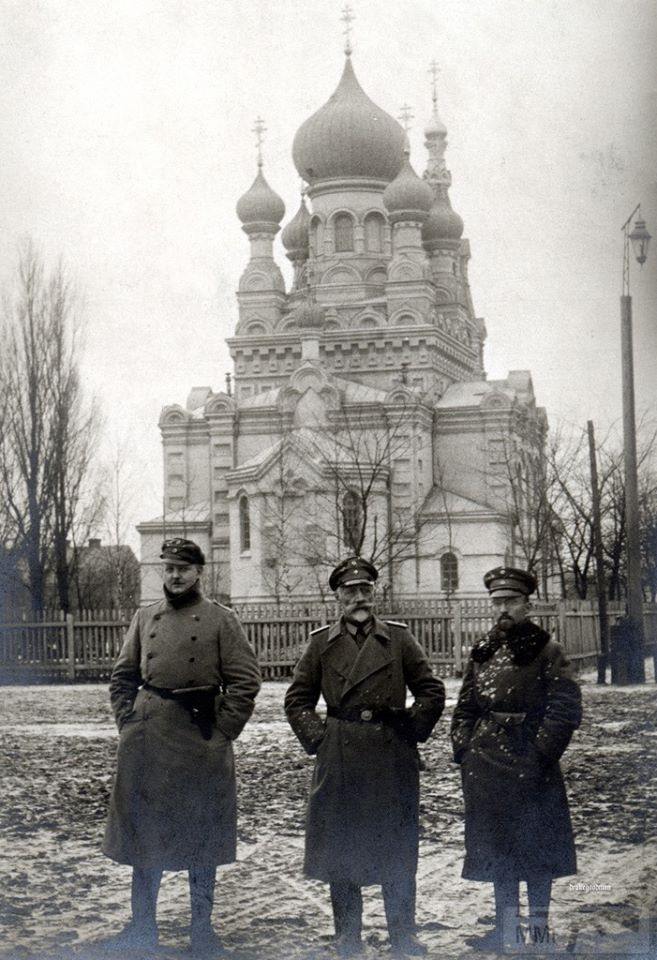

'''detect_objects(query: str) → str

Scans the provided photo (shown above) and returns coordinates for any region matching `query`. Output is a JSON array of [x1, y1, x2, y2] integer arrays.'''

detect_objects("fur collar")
[[471, 620, 550, 666]]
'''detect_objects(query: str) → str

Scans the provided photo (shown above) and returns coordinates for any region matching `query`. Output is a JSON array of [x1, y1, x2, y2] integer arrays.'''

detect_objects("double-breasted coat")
[[103, 592, 261, 871], [284, 617, 445, 886], [450, 621, 582, 882]]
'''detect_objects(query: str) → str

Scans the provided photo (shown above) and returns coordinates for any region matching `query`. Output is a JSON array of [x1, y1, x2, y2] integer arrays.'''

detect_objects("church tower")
[[138, 19, 547, 604]]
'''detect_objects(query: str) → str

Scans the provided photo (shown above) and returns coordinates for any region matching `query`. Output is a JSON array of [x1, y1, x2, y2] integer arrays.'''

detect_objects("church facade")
[[138, 51, 547, 604]]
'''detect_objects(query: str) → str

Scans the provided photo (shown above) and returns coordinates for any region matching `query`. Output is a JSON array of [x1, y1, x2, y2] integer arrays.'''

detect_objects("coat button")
[[147, 652, 154, 659], [154, 614, 161, 621], [191, 636, 197, 641], [189, 657, 195, 663], [149, 632, 156, 638], [192, 615, 200, 621]]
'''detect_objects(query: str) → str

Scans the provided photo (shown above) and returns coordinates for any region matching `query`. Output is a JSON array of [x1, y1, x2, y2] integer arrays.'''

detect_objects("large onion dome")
[[422, 194, 464, 246], [292, 57, 405, 185], [236, 170, 285, 233], [281, 197, 310, 261], [383, 152, 434, 223]]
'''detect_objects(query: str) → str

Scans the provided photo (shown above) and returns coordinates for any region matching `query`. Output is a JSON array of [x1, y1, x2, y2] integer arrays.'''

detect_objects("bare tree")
[[0, 242, 101, 612]]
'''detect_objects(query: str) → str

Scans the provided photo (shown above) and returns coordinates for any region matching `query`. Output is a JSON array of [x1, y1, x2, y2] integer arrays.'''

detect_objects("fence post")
[[66, 613, 76, 680], [557, 601, 567, 646], [453, 601, 463, 676]]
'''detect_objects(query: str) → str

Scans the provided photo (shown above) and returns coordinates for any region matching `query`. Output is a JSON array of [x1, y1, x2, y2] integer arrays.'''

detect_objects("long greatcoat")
[[284, 617, 445, 886], [450, 621, 582, 882], [103, 592, 261, 870]]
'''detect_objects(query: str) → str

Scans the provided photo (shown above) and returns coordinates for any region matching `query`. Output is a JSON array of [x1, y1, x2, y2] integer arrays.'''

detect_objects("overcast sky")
[[1, 0, 655, 548]]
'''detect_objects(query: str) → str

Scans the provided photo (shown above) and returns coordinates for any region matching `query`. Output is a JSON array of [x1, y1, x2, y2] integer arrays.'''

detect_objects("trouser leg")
[[189, 867, 217, 930], [131, 867, 162, 930], [330, 881, 363, 941], [493, 877, 520, 941], [382, 877, 417, 940]]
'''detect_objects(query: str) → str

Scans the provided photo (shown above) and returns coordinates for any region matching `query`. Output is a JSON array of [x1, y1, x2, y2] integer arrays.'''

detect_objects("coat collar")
[[326, 616, 391, 644]]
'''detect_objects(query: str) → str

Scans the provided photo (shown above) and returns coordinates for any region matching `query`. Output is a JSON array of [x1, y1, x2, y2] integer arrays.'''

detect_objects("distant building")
[[138, 49, 547, 604]]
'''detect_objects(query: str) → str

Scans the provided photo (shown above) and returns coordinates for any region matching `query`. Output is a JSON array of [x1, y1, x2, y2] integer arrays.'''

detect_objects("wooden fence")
[[0, 600, 655, 683]]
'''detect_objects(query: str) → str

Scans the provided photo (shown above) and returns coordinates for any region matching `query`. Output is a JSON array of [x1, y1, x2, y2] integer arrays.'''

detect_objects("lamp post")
[[620, 205, 651, 683]]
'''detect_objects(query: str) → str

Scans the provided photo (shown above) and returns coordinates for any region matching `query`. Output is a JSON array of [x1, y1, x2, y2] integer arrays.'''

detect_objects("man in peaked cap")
[[285, 556, 445, 958], [103, 538, 261, 957], [451, 565, 581, 951]]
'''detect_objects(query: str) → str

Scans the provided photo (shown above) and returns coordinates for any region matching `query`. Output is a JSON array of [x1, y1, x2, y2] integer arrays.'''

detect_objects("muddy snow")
[[0, 668, 655, 959]]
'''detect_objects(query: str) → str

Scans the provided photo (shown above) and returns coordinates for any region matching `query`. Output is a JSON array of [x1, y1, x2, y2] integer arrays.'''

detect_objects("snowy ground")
[[0, 665, 656, 960]]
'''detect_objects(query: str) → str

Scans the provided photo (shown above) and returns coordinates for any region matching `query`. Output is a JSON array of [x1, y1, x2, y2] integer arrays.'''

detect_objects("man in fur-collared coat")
[[103, 538, 261, 957], [451, 566, 582, 952], [285, 557, 445, 958]]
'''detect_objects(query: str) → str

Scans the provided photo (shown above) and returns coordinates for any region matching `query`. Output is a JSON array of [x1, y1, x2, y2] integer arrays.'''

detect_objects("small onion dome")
[[293, 57, 405, 185], [422, 195, 464, 245], [236, 169, 285, 233], [425, 110, 447, 139], [295, 301, 325, 330], [383, 154, 434, 223], [281, 198, 310, 261]]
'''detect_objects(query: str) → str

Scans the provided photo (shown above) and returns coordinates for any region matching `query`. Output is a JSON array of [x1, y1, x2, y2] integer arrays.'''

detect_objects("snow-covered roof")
[[421, 486, 503, 518], [139, 500, 211, 526]]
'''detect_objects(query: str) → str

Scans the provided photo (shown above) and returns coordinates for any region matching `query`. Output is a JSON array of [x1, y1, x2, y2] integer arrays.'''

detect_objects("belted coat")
[[103, 591, 261, 870], [284, 617, 445, 886], [450, 621, 582, 882]]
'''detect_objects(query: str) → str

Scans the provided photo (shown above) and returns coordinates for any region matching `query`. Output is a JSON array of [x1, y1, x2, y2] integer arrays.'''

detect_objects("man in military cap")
[[451, 565, 582, 951], [285, 556, 445, 957], [103, 538, 261, 956]]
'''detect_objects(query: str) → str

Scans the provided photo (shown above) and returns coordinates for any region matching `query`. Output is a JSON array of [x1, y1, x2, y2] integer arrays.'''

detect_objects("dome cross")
[[252, 116, 267, 169], [429, 59, 441, 108], [398, 103, 414, 133], [341, 3, 355, 57]]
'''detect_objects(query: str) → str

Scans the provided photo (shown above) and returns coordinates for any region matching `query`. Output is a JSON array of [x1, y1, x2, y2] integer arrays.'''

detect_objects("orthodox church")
[[138, 44, 547, 604]]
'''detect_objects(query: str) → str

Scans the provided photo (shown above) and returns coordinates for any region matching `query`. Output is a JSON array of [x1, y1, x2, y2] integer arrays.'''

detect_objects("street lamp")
[[620, 204, 651, 683]]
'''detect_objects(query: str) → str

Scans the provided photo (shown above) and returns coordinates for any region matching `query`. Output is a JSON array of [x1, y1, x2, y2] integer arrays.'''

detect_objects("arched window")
[[334, 213, 355, 252], [364, 213, 384, 252], [239, 495, 251, 552], [441, 552, 459, 594], [342, 490, 362, 551]]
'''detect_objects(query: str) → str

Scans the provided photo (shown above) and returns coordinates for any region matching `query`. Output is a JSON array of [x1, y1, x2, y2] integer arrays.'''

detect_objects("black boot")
[[102, 867, 161, 953], [189, 867, 224, 957], [383, 878, 427, 957], [330, 881, 364, 957]]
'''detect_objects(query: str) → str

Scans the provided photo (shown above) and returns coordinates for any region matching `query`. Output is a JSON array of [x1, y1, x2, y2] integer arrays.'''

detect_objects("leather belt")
[[142, 682, 180, 699], [327, 705, 387, 723]]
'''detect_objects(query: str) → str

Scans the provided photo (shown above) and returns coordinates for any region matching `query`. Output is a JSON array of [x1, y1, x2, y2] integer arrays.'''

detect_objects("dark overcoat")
[[103, 593, 261, 870], [450, 621, 582, 882], [284, 617, 445, 886]]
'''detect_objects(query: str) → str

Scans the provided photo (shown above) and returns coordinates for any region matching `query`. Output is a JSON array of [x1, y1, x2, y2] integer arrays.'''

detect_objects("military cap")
[[329, 556, 378, 592], [484, 565, 537, 598], [160, 538, 206, 566]]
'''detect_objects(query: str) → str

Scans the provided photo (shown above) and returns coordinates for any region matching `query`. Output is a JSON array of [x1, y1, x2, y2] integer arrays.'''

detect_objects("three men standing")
[[103, 538, 261, 956], [284, 557, 445, 957]]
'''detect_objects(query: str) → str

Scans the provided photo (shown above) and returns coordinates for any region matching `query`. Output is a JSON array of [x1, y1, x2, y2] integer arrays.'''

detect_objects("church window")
[[334, 213, 355, 252], [364, 213, 385, 252], [441, 552, 459, 593], [239, 495, 251, 552], [342, 490, 362, 551]]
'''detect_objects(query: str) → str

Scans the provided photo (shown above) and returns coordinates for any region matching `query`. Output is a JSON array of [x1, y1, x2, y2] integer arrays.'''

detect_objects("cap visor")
[[489, 587, 527, 598]]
